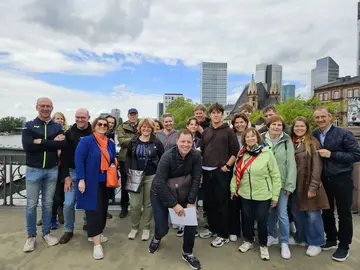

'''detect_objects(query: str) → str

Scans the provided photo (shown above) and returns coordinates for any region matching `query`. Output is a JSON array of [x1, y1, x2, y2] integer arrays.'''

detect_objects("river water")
[[0, 135, 22, 148]]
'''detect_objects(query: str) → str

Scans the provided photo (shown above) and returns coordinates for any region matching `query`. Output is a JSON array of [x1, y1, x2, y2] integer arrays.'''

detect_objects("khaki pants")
[[130, 175, 154, 229]]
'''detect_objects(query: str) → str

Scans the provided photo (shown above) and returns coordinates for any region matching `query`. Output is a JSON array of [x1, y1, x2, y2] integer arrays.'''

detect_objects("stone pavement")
[[1, 207, 360, 270]]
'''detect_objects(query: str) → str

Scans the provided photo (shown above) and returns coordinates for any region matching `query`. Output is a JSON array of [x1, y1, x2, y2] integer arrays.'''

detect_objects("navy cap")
[[128, 108, 138, 114]]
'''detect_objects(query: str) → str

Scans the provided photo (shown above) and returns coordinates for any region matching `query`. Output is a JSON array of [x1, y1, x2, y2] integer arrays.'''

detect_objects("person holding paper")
[[148, 129, 202, 270]]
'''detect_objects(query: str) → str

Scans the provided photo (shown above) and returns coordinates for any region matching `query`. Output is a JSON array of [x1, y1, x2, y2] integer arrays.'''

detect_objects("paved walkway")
[[1, 208, 360, 270]]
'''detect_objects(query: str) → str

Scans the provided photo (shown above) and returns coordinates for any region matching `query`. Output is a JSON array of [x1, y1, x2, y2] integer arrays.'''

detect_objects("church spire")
[[248, 74, 258, 95]]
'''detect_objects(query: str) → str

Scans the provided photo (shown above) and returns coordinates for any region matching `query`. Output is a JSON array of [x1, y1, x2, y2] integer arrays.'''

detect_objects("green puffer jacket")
[[263, 132, 297, 193], [116, 121, 138, 161], [230, 146, 281, 201]]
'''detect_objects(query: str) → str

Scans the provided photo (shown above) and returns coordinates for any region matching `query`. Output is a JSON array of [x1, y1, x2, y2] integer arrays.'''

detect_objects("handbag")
[[167, 175, 192, 204], [125, 156, 148, 193]]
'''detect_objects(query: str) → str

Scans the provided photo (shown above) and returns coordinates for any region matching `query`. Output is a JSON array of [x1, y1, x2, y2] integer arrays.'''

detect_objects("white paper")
[[168, 208, 198, 226]]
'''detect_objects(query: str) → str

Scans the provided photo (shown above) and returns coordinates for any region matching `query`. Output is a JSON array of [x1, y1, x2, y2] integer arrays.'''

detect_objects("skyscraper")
[[311, 68, 317, 95], [157, 102, 164, 119], [358, 1, 360, 76], [311, 57, 339, 97], [163, 93, 183, 112], [111, 108, 121, 119], [200, 62, 227, 105], [281, 84, 296, 102], [255, 63, 282, 92], [255, 64, 268, 84]]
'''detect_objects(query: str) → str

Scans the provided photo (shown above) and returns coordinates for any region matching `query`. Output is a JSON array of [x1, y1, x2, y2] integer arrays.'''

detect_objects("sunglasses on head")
[[97, 122, 108, 127]]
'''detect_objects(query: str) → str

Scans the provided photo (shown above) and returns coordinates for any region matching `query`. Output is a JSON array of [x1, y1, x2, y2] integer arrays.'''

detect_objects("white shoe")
[[306, 246, 321, 257], [260, 246, 270, 260], [199, 229, 217, 239], [211, 237, 229, 248], [229, 235, 238, 242], [23, 237, 36, 252], [172, 224, 179, 229], [238, 241, 254, 253], [88, 234, 108, 243], [141, 229, 150, 241], [290, 222, 296, 234], [288, 236, 306, 246], [267, 236, 279, 246], [43, 233, 59, 246], [93, 245, 104, 260], [281, 243, 291, 259], [254, 220, 258, 230], [128, 229, 139, 240]]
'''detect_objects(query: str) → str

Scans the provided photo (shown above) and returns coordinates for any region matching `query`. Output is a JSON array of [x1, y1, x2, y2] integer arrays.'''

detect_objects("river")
[[0, 135, 22, 148]]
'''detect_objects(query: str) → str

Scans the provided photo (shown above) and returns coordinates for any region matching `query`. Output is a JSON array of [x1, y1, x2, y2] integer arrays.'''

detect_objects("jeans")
[[242, 198, 270, 246], [291, 191, 325, 246], [63, 169, 77, 232], [228, 196, 242, 237], [151, 192, 197, 254], [119, 161, 130, 209], [26, 166, 58, 237], [322, 172, 353, 250], [268, 189, 290, 244], [130, 175, 154, 229]]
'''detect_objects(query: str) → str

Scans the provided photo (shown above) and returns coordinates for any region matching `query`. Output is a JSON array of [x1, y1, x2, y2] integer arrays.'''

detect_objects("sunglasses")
[[97, 122, 108, 128]]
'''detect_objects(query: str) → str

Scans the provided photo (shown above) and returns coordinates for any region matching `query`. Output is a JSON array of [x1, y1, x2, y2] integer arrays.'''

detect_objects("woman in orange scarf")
[[75, 117, 117, 260]]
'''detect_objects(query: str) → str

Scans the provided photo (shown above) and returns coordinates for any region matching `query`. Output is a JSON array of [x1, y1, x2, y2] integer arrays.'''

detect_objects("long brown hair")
[[290, 116, 312, 154]]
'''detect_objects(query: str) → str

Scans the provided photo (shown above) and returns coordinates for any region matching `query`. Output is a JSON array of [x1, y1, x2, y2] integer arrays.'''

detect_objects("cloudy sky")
[[0, 0, 358, 122]]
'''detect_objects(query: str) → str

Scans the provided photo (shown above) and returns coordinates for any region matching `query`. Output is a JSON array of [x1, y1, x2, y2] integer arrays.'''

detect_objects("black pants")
[[228, 196, 242, 237], [151, 192, 197, 254], [322, 171, 353, 250], [242, 198, 270, 247], [52, 179, 64, 218], [203, 169, 230, 238], [86, 182, 109, 237], [119, 161, 129, 208]]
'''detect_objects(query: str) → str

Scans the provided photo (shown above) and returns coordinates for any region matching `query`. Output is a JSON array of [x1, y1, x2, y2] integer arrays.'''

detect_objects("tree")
[[0, 117, 24, 132], [165, 97, 195, 129]]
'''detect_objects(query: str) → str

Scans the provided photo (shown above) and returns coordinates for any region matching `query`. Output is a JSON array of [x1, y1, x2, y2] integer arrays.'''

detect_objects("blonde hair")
[[52, 112, 68, 131], [138, 118, 156, 134]]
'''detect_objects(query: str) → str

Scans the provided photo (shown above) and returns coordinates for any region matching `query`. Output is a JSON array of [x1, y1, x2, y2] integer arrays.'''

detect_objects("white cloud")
[[0, 71, 161, 122], [228, 86, 244, 104]]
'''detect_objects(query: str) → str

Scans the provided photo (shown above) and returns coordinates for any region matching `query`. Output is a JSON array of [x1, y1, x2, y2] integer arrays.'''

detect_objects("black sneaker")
[[182, 253, 201, 270], [83, 224, 88, 231], [107, 212, 113, 219], [176, 227, 184, 237], [119, 208, 128, 218], [321, 241, 338, 251], [332, 248, 349, 262], [148, 237, 161, 254]]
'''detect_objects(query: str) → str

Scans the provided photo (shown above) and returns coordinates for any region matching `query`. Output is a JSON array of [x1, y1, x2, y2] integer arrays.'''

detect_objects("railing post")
[[9, 156, 14, 206], [2, 156, 7, 206]]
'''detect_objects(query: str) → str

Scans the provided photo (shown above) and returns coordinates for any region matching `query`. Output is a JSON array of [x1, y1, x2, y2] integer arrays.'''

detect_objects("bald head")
[[36, 97, 53, 121], [75, 108, 90, 130], [76, 108, 90, 116]]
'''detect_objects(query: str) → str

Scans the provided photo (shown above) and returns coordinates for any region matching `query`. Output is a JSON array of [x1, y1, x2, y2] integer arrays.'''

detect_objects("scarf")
[[93, 132, 110, 172], [293, 136, 305, 150]]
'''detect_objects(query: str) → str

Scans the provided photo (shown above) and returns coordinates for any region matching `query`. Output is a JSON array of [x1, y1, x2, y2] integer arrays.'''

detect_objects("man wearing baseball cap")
[[116, 108, 139, 218]]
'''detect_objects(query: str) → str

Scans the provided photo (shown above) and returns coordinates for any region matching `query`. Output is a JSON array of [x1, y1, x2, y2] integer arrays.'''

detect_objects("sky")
[[0, 0, 358, 122]]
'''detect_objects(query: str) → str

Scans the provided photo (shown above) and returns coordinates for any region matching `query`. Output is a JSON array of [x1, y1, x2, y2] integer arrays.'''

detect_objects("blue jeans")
[[291, 191, 325, 246], [268, 189, 290, 244], [26, 166, 58, 237], [63, 169, 87, 232]]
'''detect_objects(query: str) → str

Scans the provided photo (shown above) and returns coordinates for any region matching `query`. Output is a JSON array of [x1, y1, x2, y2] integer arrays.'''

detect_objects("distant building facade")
[[111, 108, 121, 119], [19, 116, 26, 127], [157, 102, 164, 119], [255, 63, 282, 92], [163, 93, 183, 112], [311, 56, 339, 95], [200, 62, 227, 105], [281, 84, 296, 102]]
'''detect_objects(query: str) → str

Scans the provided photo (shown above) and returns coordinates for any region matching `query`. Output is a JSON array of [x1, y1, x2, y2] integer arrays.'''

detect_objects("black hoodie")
[[200, 123, 239, 167], [60, 123, 92, 179]]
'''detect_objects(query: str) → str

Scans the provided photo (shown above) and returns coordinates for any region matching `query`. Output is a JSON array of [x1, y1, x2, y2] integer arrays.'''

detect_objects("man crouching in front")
[[148, 129, 202, 270]]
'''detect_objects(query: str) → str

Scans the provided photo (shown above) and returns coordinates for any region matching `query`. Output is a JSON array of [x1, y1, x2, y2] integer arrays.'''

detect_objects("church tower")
[[270, 82, 281, 102], [247, 74, 258, 109]]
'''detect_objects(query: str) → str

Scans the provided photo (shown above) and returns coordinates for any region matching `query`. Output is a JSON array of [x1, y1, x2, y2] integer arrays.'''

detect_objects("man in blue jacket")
[[313, 106, 360, 262], [22, 97, 66, 252]]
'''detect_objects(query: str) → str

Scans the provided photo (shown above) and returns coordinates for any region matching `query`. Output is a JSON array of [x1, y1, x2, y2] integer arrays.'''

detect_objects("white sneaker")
[[43, 233, 59, 246], [141, 229, 150, 241], [172, 224, 179, 229], [267, 236, 279, 246], [88, 234, 108, 243], [229, 235, 238, 242], [93, 245, 104, 260], [288, 236, 306, 246], [290, 222, 296, 234], [211, 237, 229, 248], [281, 243, 291, 259], [238, 241, 254, 253], [23, 237, 36, 252], [306, 246, 321, 257], [199, 229, 217, 239], [260, 246, 270, 260], [254, 220, 258, 230], [128, 229, 139, 240]]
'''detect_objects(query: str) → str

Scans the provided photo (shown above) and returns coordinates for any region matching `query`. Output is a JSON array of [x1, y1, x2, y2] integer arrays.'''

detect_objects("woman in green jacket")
[[263, 115, 297, 260], [231, 128, 281, 261]]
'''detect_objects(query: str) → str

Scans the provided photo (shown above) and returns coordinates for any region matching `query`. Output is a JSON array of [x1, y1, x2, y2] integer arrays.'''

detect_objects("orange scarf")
[[93, 132, 110, 172]]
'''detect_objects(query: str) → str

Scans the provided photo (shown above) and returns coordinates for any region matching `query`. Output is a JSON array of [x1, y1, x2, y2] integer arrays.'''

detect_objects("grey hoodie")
[[156, 129, 179, 152]]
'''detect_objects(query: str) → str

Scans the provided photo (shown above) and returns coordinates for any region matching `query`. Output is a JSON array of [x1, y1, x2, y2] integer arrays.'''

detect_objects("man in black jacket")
[[148, 129, 202, 270], [258, 105, 291, 135], [58, 108, 92, 244], [313, 106, 360, 262], [22, 97, 66, 252]]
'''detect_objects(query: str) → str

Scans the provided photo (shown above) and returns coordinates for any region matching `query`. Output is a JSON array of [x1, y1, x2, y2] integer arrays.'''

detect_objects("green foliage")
[[165, 97, 195, 129], [0, 116, 24, 132], [117, 117, 123, 126]]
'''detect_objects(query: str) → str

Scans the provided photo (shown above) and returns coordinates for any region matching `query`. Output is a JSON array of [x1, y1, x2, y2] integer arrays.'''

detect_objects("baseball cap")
[[128, 108, 138, 114]]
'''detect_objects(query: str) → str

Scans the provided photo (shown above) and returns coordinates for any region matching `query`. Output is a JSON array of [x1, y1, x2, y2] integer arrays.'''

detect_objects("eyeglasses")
[[97, 122, 108, 128]]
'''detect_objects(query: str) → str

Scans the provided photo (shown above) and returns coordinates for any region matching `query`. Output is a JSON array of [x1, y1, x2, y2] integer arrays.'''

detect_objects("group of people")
[[21, 97, 360, 269]]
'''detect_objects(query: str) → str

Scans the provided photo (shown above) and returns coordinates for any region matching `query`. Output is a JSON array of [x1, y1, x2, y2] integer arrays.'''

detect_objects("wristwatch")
[[224, 163, 231, 169]]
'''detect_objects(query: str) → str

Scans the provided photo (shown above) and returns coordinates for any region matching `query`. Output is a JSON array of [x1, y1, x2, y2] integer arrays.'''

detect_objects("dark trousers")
[[322, 171, 353, 250], [203, 169, 230, 238], [242, 198, 270, 247], [86, 182, 109, 238], [151, 192, 197, 254], [119, 161, 129, 208], [228, 196, 242, 237], [52, 179, 64, 218]]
